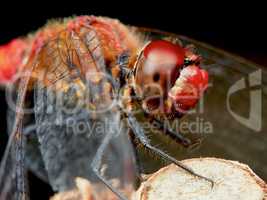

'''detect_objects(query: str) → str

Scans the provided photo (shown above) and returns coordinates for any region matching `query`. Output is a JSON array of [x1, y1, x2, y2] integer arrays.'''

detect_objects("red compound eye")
[[143, 40, 185, 67], [135, 40, 185, 93], [135, 40, 186, 113], [168, 65, 209, 111]]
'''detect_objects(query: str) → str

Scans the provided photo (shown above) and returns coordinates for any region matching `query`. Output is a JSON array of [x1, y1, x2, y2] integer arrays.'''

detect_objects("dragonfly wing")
[[0, 130, 27, 200], [7, 96, 48, 182], [34, 27, 136, 192], [0, 78, 30, 200]]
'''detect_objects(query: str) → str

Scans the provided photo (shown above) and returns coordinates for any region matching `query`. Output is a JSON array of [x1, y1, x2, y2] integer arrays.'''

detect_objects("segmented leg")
[[150, 117, 192, 147], [128, 133, 145, 184], [127, 114, 214, 187]]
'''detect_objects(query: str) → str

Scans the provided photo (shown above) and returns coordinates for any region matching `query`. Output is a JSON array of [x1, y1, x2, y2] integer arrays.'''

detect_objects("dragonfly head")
[[133, 39, 209, 117]]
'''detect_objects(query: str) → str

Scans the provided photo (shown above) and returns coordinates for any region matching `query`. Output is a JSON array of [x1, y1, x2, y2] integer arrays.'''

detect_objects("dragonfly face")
[[0, 16, 213, 200], [131, 39, 208, 118]]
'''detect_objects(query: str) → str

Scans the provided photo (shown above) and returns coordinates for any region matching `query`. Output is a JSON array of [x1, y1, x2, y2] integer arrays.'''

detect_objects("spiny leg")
[[149, 116, 192, 147], [128, 132, 145, 184], [127, 114, 214, 187], [121, 85, 192, 148], [148, 115, 205, 151], [91, 130, 129, 200]]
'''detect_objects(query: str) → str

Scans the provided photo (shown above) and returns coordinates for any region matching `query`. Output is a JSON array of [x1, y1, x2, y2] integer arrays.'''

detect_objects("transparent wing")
[[33, 26, 136, 196], [136, 28, 267, 179], [180, 35, 267, 178], [0, 74, 31, 199], [0, 128, 26, 200], [7, 89, 48, 183]]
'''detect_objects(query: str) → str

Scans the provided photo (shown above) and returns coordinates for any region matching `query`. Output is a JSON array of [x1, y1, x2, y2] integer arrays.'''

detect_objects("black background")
[[0, 1, 266, 66], [0, 1, 266, 199]]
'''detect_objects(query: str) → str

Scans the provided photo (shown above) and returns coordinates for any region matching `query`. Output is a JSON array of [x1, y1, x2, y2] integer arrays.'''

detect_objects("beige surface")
[[50, 158, 267, 200], [135, 158, 267, 200]]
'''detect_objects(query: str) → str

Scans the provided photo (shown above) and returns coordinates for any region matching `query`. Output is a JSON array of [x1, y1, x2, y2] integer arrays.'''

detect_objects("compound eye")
[[135, 40, 185, 98], [143, 40, 185, 66]]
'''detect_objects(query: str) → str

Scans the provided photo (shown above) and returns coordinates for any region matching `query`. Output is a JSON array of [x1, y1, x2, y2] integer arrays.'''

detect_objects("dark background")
[[0, 1, 266, 199], [0, 2, 266, 66]]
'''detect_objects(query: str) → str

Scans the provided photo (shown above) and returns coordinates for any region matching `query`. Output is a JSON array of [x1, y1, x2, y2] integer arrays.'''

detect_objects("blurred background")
[[0, 1, 266, 199]]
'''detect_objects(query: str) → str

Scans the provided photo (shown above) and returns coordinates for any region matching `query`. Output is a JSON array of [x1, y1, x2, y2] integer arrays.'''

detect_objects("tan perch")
[[51, 158, 267, 200]]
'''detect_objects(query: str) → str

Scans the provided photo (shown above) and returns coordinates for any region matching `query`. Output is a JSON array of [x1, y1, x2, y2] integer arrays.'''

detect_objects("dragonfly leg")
[[128, 134, 145, 184], [150, 117, 192, 147], [127, 114, 214, 187], [91, 132, 129, 200]]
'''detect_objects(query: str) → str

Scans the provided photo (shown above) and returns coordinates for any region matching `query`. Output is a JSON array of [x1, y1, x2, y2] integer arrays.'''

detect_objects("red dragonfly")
[[0, 16, 211, 200]]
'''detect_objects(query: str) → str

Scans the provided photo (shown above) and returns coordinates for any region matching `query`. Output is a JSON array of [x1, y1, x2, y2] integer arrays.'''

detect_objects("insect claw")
[[194, 173, 215, 189], [205, 176, 214, 189]]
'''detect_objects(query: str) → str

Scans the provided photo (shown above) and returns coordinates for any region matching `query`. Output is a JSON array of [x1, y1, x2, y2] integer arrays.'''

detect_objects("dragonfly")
[[0, 16, 212, 200]]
